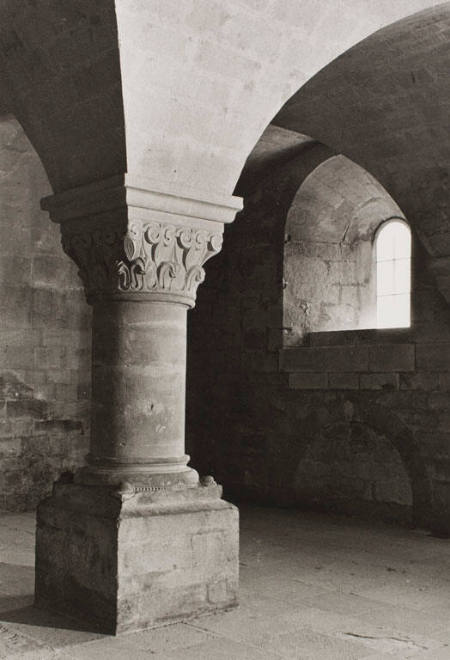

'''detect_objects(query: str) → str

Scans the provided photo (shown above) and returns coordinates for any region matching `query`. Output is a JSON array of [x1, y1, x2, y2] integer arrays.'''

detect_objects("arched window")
[[376, 219, 411, 329]]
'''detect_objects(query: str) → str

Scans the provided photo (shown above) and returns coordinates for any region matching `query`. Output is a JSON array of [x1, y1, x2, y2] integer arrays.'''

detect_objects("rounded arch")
[[273, 2, 450, 301], [0, 1, 126, 193], [283, 154, 408, 343], [374, 217, 411, 244], [286, 155, 405, 244], [294, 398, 431, 527], [114, 0, 448, 196], [356, 400, 431, 527], [375, 218, 412, 328], [0, 1, 444, 198]]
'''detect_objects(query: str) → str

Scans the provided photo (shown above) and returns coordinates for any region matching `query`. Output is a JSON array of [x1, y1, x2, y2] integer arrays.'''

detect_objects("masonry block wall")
[[0, 116, 91, 511], [187, 140, 450, 532], [283, 155, 405, 343], [284, 239, 371, 344]]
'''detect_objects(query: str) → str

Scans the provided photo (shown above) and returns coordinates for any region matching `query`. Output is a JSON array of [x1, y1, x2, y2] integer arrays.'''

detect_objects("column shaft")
[[81, 300, 196, 486]]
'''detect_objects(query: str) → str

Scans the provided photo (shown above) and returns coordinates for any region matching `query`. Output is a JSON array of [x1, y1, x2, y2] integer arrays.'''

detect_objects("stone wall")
[[187, 140, 450, 532], [0, 116, 90, 511], [283, 155, 406, 342], [284, 239, 370, 343], [293, 417, 413, 524]]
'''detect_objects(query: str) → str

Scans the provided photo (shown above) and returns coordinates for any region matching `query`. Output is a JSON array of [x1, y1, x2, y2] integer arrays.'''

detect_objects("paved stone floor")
[[1, 506, 450, 659]]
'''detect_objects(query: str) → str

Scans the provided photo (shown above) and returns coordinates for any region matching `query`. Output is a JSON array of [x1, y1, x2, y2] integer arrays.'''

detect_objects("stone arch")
[[294, 398, 430, 527], [356, 401, 431, 527], [273, 2, 450, 301], [0, 1, 444, 200], [0, 2, 126, 193], [283, 154, 408, 344]]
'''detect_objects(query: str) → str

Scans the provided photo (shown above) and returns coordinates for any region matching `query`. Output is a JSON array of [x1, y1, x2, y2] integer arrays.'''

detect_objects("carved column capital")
[[61, 218, 223, 306], [42, 175, 242, 306]]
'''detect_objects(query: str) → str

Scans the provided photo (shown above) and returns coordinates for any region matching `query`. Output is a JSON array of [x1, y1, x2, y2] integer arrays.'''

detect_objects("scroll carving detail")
[[62, 220, 223, 304]]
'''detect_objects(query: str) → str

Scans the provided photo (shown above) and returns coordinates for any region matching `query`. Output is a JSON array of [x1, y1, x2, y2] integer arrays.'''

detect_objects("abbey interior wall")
[[1, 112, 450, 531], [0, 117, 90, 511], [187, 147, 450, 533]]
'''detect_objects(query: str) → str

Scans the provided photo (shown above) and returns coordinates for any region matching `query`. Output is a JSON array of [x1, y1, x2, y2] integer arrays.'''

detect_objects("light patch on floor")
[[1, 507, 450, 658]]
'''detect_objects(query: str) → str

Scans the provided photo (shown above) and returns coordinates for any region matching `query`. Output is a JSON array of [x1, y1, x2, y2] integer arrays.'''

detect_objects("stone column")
[[88, 300, 194, 488], [34, 174, 242, 633]]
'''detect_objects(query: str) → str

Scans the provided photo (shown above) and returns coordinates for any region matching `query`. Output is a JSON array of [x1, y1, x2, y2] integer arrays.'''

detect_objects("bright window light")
[[376, 220, 411, 329]]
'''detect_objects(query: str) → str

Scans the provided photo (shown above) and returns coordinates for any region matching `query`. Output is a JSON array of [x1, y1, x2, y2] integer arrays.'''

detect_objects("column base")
[[35, 480, 239, 634], [76, 458, 200, 490]]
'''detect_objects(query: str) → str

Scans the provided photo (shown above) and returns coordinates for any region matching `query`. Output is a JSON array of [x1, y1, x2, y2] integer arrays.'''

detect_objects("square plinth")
[[35, 483, 239, 634]]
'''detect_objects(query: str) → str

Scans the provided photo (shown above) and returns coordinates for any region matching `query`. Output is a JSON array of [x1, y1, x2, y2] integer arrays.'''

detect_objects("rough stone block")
[[400, 372, 439, 391], [369, 344, 415, 372], [416, 343, 450, 371], [328, 372, 359, 390], [0, 256, 32, 285], [0, 437, 21, 456], [7, 398, 47, 419], [280, 346, 368, 373], [0, 337, 35, 370], [307, 328, 411, 347], [35, 346, 66, 370], [242, 350, 278, 373], [32, 256, 74, 288], [0, 286, 32, 330], [34, 419, 82, 434], [0, 371, 34, 399], [288, 373, 327, 390], [360, 373, 399, 391], [35, 482, 239, 634]]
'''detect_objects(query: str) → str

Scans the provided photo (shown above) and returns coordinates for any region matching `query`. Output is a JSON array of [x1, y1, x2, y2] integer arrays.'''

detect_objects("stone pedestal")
[[36, 481, 238, 634], [35, 175, 242, 633]]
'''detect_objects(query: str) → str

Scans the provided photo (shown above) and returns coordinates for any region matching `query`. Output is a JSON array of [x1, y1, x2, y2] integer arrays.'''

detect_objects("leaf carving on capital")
[[118, 221, 223, 299], [62, 220, 223, 302], [62, 227, 123, 296]]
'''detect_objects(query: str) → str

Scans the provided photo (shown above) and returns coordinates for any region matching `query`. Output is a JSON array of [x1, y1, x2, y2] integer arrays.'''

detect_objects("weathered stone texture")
[[273, 3, 450, 294], [0, 117, 90, 511], [288, 373, 327, 390], [294, 421, 413, 523], [36, 483, 239, 634], [281, 346, 369, 373], [187, 135, 450, 533]]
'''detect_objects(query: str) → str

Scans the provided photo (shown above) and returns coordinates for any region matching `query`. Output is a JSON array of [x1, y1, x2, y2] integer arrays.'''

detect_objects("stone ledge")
[[41, 174, 243, 226], [280, 345, 369, 373], [306, 328, 414, 346], [280, 339, 417, 384]]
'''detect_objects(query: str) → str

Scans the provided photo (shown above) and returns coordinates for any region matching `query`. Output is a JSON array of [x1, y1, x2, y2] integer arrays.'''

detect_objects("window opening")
[[376, 219, 411, 328]]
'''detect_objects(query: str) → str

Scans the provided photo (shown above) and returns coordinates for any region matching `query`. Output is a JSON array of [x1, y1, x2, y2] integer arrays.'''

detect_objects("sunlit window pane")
[[394, 258, 410, 294], [376, 220, 411, 329], [377, 220, 411, 261], [376, 224, 396, 261], [377, 294, 410, 329], [393, 224, 412, 259], [377, 260, 396, 296]]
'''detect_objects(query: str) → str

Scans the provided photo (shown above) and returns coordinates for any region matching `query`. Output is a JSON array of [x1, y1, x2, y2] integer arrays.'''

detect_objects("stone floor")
[[1, 506, 450, 659]]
